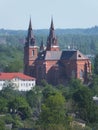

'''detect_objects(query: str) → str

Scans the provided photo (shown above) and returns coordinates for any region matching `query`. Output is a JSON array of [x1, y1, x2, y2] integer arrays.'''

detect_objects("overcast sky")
[[0, 0, 98, 29]]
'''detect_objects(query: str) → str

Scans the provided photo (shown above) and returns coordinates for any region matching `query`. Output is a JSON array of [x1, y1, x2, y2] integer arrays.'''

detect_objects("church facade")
[[24, 18, 91, 85]]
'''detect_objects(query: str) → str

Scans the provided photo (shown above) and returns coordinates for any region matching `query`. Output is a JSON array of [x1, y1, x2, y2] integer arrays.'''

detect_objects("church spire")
[[46, 17, 59, 51], [28, 17, 32, 30], [40, 39, 45, 52], [25, 18, 36, 46], [49, 17, 55, 39], [24, 18, 38, 76], [50, 17, 54, 30]]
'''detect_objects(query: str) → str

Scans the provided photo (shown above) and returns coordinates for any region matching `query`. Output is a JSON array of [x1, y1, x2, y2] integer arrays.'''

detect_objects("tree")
[[39, 92, 65, 127], [0, 97, 7, 113], [1, 82, 18, 102], [4, 60, 23, 72], [69, 78, 83, 90], [94, 54, 98, 75], [12, 114, 24, 128], [63, 79, 83, 99], [89, 75, 98, 96], [0, 119, 5, 130], [26, 86, 42, 118], [73, 86, 98, 123], [26, 89, 37, 108], [42, 85, 57, 100], [26, 86, 42, 108], [9, 97, 32, 119]]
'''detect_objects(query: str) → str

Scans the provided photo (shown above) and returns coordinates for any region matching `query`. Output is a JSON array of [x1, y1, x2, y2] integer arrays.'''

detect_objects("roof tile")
[[0, 73, 35, 80]]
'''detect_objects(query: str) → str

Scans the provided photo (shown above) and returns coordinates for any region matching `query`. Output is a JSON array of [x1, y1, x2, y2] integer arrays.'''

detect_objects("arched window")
[[32, 50, 34, 56], [80, 70, 84, 78]]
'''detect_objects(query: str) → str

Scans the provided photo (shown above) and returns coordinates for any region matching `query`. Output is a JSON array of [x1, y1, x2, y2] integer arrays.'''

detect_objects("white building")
[[93, 96, 98, 104], [0, 73, 36, 91]]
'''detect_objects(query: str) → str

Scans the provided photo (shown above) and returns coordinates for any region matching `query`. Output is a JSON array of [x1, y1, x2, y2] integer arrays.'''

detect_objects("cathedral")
[[24, 18, 91, 85]]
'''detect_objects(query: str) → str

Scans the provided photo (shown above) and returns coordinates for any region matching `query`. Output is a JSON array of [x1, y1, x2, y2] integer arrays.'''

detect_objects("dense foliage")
[[0, 28, 98, 129], [0, 76, 98, 130]]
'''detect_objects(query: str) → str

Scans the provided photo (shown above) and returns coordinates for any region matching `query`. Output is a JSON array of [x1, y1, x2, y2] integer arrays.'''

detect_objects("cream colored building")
[[0, 73, 36, 91]]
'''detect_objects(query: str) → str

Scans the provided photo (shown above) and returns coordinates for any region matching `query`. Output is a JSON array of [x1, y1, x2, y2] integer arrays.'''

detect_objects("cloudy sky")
[[0, 0, 98, 29]]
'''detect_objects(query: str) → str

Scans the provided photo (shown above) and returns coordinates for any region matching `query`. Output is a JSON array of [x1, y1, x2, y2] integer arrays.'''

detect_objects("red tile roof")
[[0, 73, 35, 80]]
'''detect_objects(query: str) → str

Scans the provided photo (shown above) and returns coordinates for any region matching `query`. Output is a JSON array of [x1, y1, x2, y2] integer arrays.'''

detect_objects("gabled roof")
[[60, 50, 89, 60], [70, 50, 89, 60], [60, 50, 76, 60], [0, 73, 35, 80], [45, 51, 62, 60], [37, 49, 89, 61], [38, 51, 62, 60]]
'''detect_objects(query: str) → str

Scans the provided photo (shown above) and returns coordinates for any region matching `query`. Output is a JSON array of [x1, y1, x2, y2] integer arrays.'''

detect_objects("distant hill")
[[0, 26, 97, 72], [1, 26, 98, 35], [0, 26, 98, 57]]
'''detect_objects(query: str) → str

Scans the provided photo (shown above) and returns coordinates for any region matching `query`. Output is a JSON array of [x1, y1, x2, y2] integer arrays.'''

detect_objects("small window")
[[80, 70, 84, 78], [32, 50, 34, 56], [78, 54, 81, 57]]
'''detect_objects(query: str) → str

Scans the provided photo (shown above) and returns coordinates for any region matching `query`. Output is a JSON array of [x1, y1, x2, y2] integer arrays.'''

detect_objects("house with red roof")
[[0, 73, 36, 91]]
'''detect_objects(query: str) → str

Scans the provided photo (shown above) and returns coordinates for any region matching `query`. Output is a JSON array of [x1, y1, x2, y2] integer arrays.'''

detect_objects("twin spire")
[[26, 18, 35, 46], [25, 18, 59, 51], [50, 17, 54, 30], [46, 17, 58, 50]]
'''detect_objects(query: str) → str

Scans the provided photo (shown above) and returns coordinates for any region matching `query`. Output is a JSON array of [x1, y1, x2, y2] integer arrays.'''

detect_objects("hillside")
[[0, 26, 97, 72], [1, 25, 98, 35]]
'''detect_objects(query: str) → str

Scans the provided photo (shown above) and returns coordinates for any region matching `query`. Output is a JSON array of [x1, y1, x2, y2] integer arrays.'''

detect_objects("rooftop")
[[38, 49, 89, 60], [0, 73, 35, 80]]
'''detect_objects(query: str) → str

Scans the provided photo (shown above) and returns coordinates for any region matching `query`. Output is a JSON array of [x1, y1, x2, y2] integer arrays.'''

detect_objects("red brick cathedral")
[[24, 18, 91, 85]]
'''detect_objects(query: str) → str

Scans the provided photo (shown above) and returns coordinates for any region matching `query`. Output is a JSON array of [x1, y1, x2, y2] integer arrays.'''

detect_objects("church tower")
[[40, 39, 45, 52], [46, 18, 60, 51], [24, 18, 38, 76]]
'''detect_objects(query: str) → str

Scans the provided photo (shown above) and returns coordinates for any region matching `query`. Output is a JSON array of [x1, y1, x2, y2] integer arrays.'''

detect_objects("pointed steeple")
[[50, 17, 54, 30], [28, 17, 32, 30], [40, 39, 45, 52], [25, 18, 36, 46], [49, 17, 55, 38], [24, 18, 38, 76], [46, 17, 59, 51]]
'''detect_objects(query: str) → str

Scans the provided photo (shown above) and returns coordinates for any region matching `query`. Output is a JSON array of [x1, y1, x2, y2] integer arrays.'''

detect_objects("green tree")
[[0, 97, 7, 113], [9, 97, 32, 119], [0, 119, 5, 130], [26, 86, 42, 108], [73, 86, 98, 123], [4, 60, 23, 72], [94, 54, 98, 75], [89, 75, 98, 96], [63, 79, 83, 100], [42, 85, 57, 100], [12, 115, 24, 128], [39, 92, 65, 127], [26, 89, 37, 108], [69, 78, 83, 91], [1, 82, 18, 102], [26, 86, 42, 118]]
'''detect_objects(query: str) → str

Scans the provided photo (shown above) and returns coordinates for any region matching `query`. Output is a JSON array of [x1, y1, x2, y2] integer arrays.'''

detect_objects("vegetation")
[[0, 28, 98, 129], [0, 75, 98, 130]]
